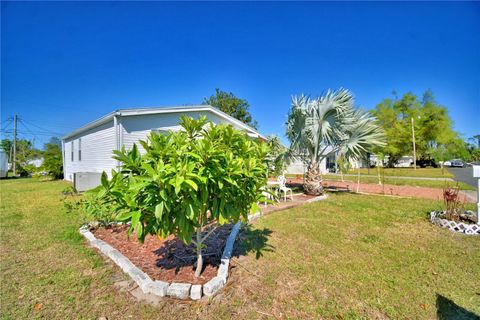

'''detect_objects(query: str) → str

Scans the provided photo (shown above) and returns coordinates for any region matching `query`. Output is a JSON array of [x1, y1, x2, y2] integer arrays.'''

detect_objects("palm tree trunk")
[[304, 161, 324, 195]]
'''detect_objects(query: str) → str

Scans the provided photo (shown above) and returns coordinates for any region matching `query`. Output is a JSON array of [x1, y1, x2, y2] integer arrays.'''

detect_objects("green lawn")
[[323, 174, 475, 190], [346, 167, 454, 178], [1, 178, 479, 319]]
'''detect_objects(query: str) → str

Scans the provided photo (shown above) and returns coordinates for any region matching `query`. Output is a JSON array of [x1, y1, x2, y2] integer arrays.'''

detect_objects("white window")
[[71, 141, 74, 162]]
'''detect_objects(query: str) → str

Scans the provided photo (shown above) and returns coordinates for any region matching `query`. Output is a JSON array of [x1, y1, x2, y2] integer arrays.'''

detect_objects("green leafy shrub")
[[89, 116, 269, 276], [43, 138, 63, 179], [63, 185, 118, 227]]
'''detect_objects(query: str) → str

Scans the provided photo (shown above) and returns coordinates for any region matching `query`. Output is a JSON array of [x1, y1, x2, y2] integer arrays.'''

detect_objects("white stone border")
[[306, 194, 329, 203], [430, 211, 480, 235], [79, 193, 329, 300], [80, 220, 242, 300]]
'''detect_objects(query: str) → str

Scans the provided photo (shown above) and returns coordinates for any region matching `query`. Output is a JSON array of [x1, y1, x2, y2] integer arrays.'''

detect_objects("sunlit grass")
[[1, 178, 478, 319]]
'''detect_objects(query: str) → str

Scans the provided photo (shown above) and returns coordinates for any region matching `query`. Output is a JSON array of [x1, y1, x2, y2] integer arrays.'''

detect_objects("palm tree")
[[286, 88, 385, 195]]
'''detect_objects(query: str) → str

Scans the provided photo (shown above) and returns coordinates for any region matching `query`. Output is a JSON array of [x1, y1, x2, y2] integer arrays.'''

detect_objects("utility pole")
[[13, 114, 17, 176], [411, 117, 416, 170]]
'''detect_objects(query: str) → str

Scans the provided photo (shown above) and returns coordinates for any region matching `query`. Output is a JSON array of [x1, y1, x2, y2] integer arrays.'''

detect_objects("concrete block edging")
[[79, 194, 328, 300], [79, 220, 242, 301]]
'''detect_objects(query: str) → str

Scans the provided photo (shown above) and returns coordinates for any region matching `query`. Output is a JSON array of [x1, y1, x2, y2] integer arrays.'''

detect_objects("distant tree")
[[371, 91, 465, 166], [48, 137, 62, 149], [472, 135, 480, 148], [0, 138, 41, 175], [471, 149, 480, 162], [1, 139, 12, 159], [43, 137, 63, 179], [203, 88, 258, 129]]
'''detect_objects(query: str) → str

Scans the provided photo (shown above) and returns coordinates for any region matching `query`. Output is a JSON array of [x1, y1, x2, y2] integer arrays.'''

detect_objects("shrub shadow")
[[152, 223, 274, 274], [233, 224, 275, 259], [153, 224, 232, 274], [436, 294, 480, 320]]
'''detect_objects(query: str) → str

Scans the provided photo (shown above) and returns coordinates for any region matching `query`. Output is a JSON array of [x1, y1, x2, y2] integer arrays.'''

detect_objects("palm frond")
[[286, 88, 385, 165]]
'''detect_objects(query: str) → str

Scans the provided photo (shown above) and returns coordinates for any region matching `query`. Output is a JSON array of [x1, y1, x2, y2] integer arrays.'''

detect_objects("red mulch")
[[93, 224, 234, 285], [284, 178, 474, 203]]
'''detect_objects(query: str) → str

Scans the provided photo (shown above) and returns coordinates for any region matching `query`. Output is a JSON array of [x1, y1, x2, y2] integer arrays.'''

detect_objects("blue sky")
[[1, 1, 479, 148]]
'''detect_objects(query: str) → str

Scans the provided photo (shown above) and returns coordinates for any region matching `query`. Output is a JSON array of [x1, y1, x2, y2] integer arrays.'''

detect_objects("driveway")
[[447, 167, 478, 189]]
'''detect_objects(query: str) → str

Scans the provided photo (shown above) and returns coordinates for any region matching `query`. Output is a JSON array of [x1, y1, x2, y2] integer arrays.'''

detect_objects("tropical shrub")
[[90, 116, 269, 277]]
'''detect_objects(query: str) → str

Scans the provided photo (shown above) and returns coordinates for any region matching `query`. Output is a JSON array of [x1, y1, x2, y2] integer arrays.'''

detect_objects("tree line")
[[1, 137, 63, 178], [370, 90, 479, 166]]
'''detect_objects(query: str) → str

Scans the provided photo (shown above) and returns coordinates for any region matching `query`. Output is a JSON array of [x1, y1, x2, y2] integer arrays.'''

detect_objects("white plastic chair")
[[277, 175, 293, 202], [260, 187, 274, 207], [262, 191, 272, 207]]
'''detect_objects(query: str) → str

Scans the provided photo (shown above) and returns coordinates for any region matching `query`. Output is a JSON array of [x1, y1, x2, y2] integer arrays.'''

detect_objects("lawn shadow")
[[153, 224, 233, 274], [436, 294, 480, 320], [233, 224, 274, 259]]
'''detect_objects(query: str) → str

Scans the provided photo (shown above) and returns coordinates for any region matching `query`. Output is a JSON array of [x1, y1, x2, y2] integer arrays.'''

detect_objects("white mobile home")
[[0, 150, 8, 178], [62, 105, 265, 190]]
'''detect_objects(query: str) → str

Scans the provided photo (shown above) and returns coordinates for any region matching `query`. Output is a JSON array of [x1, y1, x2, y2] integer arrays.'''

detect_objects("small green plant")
[[62, 185, 77, 195], [62, 184, 117, 226], [336, 153, 351, 182], [89, 116, 269, 277]]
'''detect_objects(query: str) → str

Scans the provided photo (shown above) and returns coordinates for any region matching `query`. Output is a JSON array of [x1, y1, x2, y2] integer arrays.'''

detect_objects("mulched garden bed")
[[93, 224, 235, 285]]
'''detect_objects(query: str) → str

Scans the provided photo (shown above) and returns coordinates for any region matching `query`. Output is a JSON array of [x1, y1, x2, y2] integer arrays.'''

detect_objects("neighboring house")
[[394, 156, 414, 168], [284, 150, 335, 175], [62, 105, 265, 190], [27, 157, 44, 168], [286, 152, 378, 175], [350, 154, 378, 169]]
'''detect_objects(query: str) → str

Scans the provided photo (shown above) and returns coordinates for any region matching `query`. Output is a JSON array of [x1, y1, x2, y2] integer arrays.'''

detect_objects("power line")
[[18, 119, 39, 138], [1, 117, 14, 126], [0, 119, 14, 130], [19, 118, 64, 136], [1, 129, 57, 137]]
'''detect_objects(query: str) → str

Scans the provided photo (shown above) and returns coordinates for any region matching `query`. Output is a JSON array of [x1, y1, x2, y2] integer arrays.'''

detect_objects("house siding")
[[120, 111, 239, 152], [63, 108, 261, 185], [63, 120, 116, 181]]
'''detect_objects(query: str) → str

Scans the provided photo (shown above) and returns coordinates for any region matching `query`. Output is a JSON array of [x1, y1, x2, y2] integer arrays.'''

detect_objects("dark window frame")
[[78, 138, 82, 161], [71, 141, 74, 162]]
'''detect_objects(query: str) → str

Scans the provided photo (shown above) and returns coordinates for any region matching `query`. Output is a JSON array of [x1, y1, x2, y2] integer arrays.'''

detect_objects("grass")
[[346, 167, 454, 178], [323, 174, 476, 190], [1, 178, 479, 319]]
